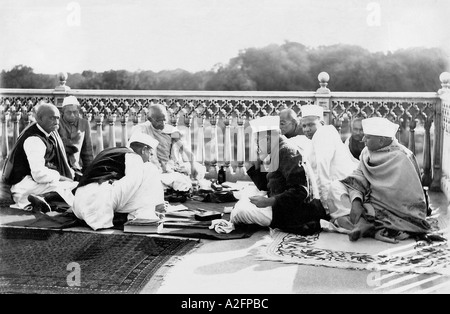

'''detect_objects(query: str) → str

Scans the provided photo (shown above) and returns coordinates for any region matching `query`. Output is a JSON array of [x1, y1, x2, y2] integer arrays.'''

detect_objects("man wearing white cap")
[[326, 117, 431, 243], [230, 115, 327, 235], [58, 95, 94, 177], [300, 105, 358, 212], [72, 132, 165, 230]]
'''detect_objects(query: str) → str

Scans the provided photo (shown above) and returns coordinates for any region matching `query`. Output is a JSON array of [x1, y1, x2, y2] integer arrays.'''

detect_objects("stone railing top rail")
[[0, 88, 440, 99]]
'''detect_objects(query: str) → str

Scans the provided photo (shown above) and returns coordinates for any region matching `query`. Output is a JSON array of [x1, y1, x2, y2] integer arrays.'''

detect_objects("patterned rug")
[[0, 227, 199, 294], [258, 214, 450, 275]]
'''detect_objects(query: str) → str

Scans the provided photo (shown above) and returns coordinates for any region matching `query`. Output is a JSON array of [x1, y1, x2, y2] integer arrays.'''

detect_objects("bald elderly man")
[[3, 101, 77, 212], [279, 108, 303, 138], [130, 103, 206, 192]]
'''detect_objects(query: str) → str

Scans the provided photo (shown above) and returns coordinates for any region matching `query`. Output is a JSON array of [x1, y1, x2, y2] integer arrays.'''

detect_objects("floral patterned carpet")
[[258, 213, 450, 275]]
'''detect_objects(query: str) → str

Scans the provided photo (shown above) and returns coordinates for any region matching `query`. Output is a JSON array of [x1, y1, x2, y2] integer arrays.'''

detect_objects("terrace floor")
[[1, 180, 449, 294]]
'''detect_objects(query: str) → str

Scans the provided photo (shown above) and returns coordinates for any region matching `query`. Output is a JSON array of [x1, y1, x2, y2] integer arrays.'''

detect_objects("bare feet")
[[348, 219, 374, 242], [374, 229, 399, 244]]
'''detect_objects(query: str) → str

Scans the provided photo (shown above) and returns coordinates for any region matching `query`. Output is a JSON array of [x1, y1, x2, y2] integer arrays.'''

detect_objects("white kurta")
[[10, 133, 78, 209], [308, 125, 358, 208], [72, 153, 165, 230]]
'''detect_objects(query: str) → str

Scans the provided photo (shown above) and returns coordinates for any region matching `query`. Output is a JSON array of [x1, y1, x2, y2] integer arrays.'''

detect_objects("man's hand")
[[249, 195, 275, 208], [174, 163, 191, 175], [155, 202, 167, 219], [350, 198, 364, 224]]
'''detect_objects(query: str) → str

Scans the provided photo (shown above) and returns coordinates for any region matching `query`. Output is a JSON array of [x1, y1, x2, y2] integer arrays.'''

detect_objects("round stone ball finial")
[[440, 71, 450, 84], [316, 72, 330, 93], [58, 72, 68, 86], [318, 72, 330, 83], [438, 72, 450, 94]]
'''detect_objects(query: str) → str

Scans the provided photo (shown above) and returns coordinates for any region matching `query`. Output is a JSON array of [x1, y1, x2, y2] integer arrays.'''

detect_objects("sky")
[[1, 0, 449, 74]]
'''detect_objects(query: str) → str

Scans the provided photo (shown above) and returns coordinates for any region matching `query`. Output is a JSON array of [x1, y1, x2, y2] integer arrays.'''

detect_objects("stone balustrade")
[[1, 71, 449, 199]]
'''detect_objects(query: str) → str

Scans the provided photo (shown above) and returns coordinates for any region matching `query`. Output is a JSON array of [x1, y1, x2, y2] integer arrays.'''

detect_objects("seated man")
[[72, 132, 165, 230], [344, 117, 365, 163], [2, 102, 77, 212], [300, 105, 358, 212], [58, 95, 94, 178], [279, 108, 303, 138], [230, 116, 327, 235], [327, 117, 431, 243], [130, 103, 206, 192]]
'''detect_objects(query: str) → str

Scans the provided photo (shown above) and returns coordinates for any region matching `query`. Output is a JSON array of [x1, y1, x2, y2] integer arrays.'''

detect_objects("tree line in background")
[[1, 42, 448, 92]]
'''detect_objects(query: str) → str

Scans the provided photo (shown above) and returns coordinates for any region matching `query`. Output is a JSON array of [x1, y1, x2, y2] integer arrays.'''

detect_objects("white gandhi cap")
[[62, 95, 80, 107], [300, 105, 324, 119], [249, 116, 280, 133], [362, 117, 399, 138], [128, 132, 159, 149]]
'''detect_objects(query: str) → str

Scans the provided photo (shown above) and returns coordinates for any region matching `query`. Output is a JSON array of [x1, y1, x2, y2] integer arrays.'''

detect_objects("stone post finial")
[[317, 72, 330, 94], [54, 72, 71, 108], [438, 72, 450, 94], [58, 72, 68, 86]]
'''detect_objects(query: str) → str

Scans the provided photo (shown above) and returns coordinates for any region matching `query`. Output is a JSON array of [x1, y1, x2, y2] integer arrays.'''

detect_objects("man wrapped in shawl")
[[230, 116, 327, 235], [327, 117, 431, 243]]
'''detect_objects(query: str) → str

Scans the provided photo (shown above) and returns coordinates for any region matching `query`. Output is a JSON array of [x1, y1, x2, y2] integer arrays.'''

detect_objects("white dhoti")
[[160, 172, 193, 192], [230, 199, 273, 227], [326, 180, 352, 220], [324, 180, 376, 234], [230, 186, 272, 227], [10, 175, 78, 209], [73, 155, 164, 230]]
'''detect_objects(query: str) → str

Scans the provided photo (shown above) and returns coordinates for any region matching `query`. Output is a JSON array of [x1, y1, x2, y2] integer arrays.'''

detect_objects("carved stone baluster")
[[183, 115, 192, 151], [19, 105, 30, 134], [182, 113, 195, 178], [421, 118, 433, 187], [26, 100, 34, 128], [94, 111, 104, 155], [194, 115, 206, 165], [248, 110, 258, 165], [130, 107, 139, 126], [208, 115, 219, 177], [235, 113, 247, 180], [107, 111, 117, 148], [168, 108, 178, 128], [408, 118, 417, 154], [120, 111, 129, 147], [10, 105, 20, 145], [222, 114, 233, 171], [0, 103, 9, 162]]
